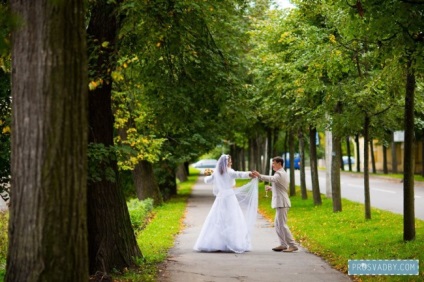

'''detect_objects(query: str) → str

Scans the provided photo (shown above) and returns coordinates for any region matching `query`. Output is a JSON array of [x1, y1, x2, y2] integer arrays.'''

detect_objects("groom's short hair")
[[273, 156, 284, 167]]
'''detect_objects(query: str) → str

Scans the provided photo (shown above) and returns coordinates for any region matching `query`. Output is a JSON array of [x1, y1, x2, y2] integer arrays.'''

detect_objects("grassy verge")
[[256, 181, 424, 282], [116, 170, 197, 281]]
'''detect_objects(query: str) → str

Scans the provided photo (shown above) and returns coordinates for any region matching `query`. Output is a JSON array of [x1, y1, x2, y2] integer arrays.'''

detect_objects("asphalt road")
[[293, 168, 424, 220]]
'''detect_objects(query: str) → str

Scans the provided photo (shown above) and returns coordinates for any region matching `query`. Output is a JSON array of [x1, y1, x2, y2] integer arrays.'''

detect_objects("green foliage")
[[119, 169, 137, 200], [127, 198, 154, 233], [87, 143, 117, 183]]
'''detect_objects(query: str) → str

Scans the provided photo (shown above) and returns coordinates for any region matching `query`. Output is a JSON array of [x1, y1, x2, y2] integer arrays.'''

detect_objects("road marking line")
[[372, 188, 396, 194]]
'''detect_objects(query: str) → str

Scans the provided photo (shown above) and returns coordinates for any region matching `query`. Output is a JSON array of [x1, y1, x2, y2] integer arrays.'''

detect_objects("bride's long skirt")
[[193, 189, 251, 253]]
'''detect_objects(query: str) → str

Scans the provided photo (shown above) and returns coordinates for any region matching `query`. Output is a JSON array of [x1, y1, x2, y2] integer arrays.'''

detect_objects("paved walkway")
[[158, 177, 352, 282]]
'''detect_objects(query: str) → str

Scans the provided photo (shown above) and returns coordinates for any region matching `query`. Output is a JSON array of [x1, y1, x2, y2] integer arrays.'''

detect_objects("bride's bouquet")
[[204, 168, 214, 175]]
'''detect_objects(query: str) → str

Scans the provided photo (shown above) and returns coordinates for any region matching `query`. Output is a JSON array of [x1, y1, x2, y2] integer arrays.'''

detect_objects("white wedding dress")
[[193, 159, 258, 254]]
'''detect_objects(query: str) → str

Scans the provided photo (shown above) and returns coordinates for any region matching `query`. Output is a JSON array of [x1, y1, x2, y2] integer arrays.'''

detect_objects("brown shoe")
[[272, 245, 287, 252], [283, 246, 298, 253]]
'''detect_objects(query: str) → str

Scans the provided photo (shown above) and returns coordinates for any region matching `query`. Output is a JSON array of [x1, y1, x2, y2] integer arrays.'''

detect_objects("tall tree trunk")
[[156, 161, 177, 200], [403, 56, 415, 241], [370, 138, 376, 174], [346, 136, 352, 171], [134, 160, 163, 205], [391, 133, 398, 173], [331, 133, 342, 212], [266, 128, 273, 174], [273, 128, 279, 156], [364, 116, 371, 219], [289, 132, 296, 196], [331, 103, 342, 212], [176, 163, 188, 182], [309, 126, 322, 205], [7, 0, 88, 280], [355, 134, 361, 172], [87, 0, 142, 274], [383, 144, 388, 174], [298, 129, 307, 199]]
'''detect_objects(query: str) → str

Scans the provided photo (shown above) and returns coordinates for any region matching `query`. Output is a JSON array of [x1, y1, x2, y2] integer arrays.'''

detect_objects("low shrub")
[[127, 198, 154, 232]]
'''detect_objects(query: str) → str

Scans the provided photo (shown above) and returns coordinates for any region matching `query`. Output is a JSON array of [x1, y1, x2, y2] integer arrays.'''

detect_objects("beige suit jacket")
[[259, 168, 291, 208]]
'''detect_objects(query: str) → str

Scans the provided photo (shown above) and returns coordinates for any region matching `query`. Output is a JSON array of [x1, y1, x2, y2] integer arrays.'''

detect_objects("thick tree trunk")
[[289, 132, 296, 196], [176, 163, 188, 182], [87, 0, 142, 274], [309, 126, 322, 205], [7, 0, 88, 280], [156, 161, 177, 200], [134, 160, 163, 205], [298, 130, 307, 199], [403, 57, 415, 241], [364, 116, 371, 219]]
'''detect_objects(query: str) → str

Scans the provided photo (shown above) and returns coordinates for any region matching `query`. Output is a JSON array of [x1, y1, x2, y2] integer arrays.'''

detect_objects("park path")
[[158, 176, 352, 282]]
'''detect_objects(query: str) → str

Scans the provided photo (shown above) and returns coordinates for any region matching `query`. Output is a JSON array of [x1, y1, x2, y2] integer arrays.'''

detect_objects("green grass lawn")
[[256, 181, 424, 282]]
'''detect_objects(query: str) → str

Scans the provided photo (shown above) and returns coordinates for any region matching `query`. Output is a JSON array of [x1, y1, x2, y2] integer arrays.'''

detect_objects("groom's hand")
[[251, 171, 260, 178]]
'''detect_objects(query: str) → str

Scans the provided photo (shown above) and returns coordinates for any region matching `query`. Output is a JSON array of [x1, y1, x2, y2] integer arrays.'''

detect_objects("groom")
[[252, 156, 298, 252]]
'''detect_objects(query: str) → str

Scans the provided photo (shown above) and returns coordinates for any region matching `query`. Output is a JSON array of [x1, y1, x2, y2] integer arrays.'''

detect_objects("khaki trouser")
[[275, 207, 296, 247]]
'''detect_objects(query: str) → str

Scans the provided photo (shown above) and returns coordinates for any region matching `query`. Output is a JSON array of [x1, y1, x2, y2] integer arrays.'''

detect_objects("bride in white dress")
[[193, 154, 258, 253]]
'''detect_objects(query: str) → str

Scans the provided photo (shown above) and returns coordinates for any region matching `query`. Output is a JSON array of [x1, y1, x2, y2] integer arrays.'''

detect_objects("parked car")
[[342, 156, 356, 165], [191, 159, 218, 174], [281, 153, 301, 170]]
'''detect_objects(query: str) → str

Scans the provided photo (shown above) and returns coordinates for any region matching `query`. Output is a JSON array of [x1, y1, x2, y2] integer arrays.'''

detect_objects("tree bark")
[[289, 132, 296, 196], [391, 133, 398, 173], [370, 138, 376, 174], [346, 136, 352, 171], [403, 56, 415, 241], [156, 161, 177, 200], [266, 128, 273, 174], [331, 133, 342, 212], [363, 116, 371, 219], [298, 129, 307, 199], [331, 103, 342, 212], [309, 126, 322, 205], [176, 163, 188, 182], [7, 0, 88, 280], [134, 160, 163, 205], [355, 134, 361, 172], [87, 0, 142, 274], [383, 144, 388, 174]]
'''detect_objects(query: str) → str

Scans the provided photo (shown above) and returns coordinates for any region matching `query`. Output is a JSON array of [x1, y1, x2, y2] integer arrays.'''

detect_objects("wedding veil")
[[211, 154, 258, 236]]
